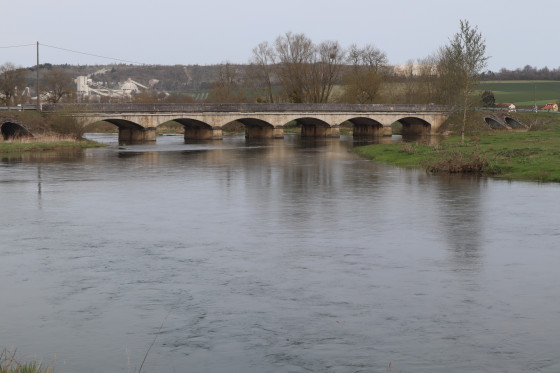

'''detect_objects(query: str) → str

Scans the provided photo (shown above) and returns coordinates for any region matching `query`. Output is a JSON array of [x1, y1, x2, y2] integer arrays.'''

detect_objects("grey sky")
[[1, 0, 556, 71]]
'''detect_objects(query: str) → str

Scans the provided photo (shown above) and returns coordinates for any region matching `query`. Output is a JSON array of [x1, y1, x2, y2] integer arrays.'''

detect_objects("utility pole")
[[36, 41, 40, 111]]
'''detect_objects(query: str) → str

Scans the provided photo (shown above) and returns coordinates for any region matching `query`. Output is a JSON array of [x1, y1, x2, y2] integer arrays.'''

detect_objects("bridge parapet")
[[43, 103, 450, 114]]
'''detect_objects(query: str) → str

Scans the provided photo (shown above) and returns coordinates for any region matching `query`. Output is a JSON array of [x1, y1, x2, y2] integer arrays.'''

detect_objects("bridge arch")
[[344, 117, 384, 137], [293, 117, 338, 137], [1, 121, 33, 140], [397, 117, 432, 135], [504, 116, 527, 129], [173, 118, 218, 140], [102, 119, 156, 143], [234, 118, 277, 138], [484, 117, 506, 129]]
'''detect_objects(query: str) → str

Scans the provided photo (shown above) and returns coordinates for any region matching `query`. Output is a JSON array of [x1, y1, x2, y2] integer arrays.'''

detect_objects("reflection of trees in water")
[[434, 175, 486, 273], [204, 137, 387, 232]]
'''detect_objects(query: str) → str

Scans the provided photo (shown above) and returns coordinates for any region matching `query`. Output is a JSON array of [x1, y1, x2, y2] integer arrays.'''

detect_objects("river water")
[[1, 133, 559, 373]]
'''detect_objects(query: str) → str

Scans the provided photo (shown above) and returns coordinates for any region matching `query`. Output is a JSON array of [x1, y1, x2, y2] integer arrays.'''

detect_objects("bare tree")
[[249, 33, 345, 103], [309, 40, 345, 103], [41, 68, 76, 103], [132, 89, 161, 103], [341, 44, 388, 104], [437, 20, 489, 143], [207, 62, 246, 103], [415, 55, 439, 103], [274, 32, 315, 103], [248, 41, 277, 103], [0, 62, 26, 106], [396, 55, 439, 104]]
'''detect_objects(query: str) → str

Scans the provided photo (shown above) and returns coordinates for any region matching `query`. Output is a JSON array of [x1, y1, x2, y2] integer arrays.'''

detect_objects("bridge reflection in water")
[[41, 103, 450, 144]]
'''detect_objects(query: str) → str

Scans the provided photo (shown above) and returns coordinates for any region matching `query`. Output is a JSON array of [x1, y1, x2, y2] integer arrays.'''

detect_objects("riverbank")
[[0, 135, 104, 156], [0, 349, 54, 373], [355, 116, 560, 183]]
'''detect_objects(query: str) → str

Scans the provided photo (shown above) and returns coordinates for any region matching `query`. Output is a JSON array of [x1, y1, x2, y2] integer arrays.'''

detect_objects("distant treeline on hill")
[[483, 65, 560, 81], [24, 63, 245, 93], [24, 63, 560, 95]]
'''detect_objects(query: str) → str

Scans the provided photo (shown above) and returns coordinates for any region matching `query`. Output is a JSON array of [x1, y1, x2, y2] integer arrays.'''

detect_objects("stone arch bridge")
[[42, 103, 450, 143]]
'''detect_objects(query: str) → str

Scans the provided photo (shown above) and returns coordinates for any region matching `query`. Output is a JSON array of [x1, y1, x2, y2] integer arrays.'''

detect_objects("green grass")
[[0, 349, 54, 373], [477, 80, 560, 107], [355, 116, 560, 182], [0, 137, 103, 156]]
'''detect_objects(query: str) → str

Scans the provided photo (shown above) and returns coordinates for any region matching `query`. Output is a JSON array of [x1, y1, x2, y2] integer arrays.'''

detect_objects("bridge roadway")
[[42, 103, 450, 143]]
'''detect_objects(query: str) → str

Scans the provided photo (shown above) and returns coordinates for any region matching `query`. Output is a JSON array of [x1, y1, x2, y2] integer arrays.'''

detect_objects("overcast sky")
[[1, 0, 556, 71]]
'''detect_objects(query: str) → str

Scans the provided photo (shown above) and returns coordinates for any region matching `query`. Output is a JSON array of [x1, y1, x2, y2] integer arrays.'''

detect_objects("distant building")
[[76, 76, 91, 96], [495, 103, 516, 112], [75, 76, 150, 101], [541, 103, 558, 111]]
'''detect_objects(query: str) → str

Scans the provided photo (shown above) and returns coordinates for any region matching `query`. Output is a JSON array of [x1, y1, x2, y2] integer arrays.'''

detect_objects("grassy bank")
[[0, 349, 54, 373], [355, 114, 560, 183], [0, 135, 104, 156]]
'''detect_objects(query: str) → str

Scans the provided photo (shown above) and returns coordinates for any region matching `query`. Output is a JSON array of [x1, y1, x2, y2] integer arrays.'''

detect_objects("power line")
[[1, 42, 146, 64], [41, 43, 145, 65], [0, 43, 35, 48]]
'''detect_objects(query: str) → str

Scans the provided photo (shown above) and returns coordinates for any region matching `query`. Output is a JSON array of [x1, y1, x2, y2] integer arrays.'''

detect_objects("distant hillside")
[[24, 63, 248, 93]]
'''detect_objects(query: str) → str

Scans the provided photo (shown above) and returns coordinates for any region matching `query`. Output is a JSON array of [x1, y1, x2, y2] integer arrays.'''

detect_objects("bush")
[[46, 113, 85, 140], [423, 150, 489, 173]]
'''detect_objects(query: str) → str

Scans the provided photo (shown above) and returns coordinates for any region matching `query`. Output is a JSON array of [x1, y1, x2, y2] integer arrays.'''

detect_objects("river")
[[1, 133, 559, 373]]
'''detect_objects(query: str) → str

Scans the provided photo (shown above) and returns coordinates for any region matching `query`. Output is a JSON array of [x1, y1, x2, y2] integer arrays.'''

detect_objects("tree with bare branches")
[[341, 44, 388, 104], [41, 68, 75, 103], [0, 63, 26, 106], [248, 41, 277, 103], [207, 62, 246, 103], [309, 40, 345, 103], [250, 32, 345, 103], [274, 32, 315, 103]]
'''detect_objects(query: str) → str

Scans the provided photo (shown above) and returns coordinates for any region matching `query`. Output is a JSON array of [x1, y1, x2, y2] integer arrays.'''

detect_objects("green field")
[[478, 80, 560, 107]]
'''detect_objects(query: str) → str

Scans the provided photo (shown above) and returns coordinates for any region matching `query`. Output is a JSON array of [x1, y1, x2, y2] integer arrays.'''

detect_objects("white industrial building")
[[75, 76, 148, 101]]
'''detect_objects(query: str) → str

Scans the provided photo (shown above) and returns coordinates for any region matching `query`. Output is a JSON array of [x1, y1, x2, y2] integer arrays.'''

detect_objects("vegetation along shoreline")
[[354, 111, 560, 183]]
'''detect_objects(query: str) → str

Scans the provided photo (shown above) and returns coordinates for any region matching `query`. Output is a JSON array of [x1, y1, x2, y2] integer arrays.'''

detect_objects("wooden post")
[[36, 41, 40, 111]]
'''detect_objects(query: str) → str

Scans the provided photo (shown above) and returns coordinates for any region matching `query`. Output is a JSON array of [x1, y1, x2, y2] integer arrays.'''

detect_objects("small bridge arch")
[[484, 115, 528, 130], [504, 116, 527, 129], [0, 119, 33, 140]]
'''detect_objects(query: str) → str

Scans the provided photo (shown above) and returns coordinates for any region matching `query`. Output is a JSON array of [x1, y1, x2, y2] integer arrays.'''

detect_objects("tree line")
[[2, 19, 488, 128], [209, 23, 487, 120], [484, 65, 560, 81]]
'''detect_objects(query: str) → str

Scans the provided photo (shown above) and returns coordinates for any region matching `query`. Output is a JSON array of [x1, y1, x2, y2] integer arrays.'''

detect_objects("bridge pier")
[[118, 127, 156, 144], [402, 122, 429, 135], [382, 126, 392, 136], [184, 127, 223, 140], [353, 124, 383, 137], [273, 127, 284, 138], [301, 125, 340, 138], [245, 125, 284, 139]]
